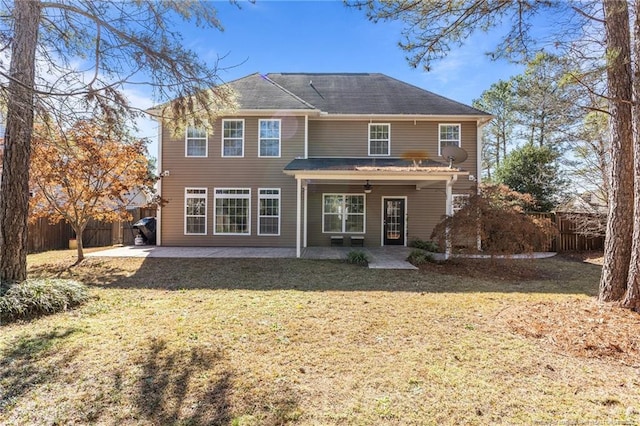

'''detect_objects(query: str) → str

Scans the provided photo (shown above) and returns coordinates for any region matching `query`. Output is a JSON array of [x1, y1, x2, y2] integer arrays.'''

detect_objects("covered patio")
[[284, 158, 469, 258]]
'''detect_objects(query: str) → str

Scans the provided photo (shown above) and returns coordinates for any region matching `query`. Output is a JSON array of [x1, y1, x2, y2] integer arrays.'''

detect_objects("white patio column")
[[303, 181, 308, 248], [296, 177, 302, 258]]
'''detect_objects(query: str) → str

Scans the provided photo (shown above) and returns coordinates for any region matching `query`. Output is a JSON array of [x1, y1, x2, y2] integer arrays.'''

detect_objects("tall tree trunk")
[[600, 0, 635, 301], [502, 130, 507, 164], [622, 0, 640, 310], [0, 1, 41, 284]]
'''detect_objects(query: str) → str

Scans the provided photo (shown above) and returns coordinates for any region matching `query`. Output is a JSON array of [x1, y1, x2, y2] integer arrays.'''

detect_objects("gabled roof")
[[229, 72, 489, 116]]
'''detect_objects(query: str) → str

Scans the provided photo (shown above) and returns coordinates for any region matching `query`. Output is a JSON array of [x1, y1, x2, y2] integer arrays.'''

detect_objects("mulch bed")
[[501, 299, 640, 367], [417, 253, 639, 367]]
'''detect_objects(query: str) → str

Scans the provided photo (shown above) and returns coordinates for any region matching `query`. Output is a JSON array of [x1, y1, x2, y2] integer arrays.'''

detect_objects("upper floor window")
[[259, 119, 281, 157], [185, 126, 207, 157], [369, 123, 390, 156], [439, 124, 461, 156], [222, 119, 244, 157]]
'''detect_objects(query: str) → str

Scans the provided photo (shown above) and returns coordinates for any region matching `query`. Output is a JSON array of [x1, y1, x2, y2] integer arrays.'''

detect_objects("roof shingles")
[[225, 73, 314, 111], [228, 72, 489, 116]]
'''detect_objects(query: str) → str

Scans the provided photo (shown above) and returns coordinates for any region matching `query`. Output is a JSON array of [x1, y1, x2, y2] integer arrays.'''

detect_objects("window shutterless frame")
[[258, 119, 281, 158], [438, 123, 461, 156], [322, 193, 366, 234], [185, 125, 208, 157], [368, 123, 391, 156], [452, 193, 470, 215], [184, 188, 207, 235], [221, 119, 245, 158], [214, 188, 251, 235], [258, 188, 281, 236]]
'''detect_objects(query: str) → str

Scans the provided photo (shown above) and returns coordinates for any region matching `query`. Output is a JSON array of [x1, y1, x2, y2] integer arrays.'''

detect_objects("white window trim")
[[452, 193, 470, 215], [368, 123, 391, 157], [258, 188, 281, 236], [438, 123, 462, 157], [258, 119, 281, 158], [322, 193, 366, 234], [214, 188, 251, 235], [185, 125, 208, 158], [221, 119, 245, 158], [184, 187, 207, 235]]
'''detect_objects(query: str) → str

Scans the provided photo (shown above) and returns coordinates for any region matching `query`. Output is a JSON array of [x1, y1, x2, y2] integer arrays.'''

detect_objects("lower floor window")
[[452, 193, 470, 215], [323, 194, 365, 233], [258, 188, 280, 235], [214, 188, 250, 235], [185, 188, 207, 235]]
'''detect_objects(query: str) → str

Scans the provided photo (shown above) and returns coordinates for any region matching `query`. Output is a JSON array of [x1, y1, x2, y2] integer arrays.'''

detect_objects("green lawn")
[[0, 250, 638, 425]]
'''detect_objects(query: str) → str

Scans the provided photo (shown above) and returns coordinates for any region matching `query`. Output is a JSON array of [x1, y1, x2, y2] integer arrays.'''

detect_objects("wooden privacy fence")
[[527, 212, 605, 252], [27, 208, 601, 254], [27, 207, 156, 253], [27, 217, 75, 253]]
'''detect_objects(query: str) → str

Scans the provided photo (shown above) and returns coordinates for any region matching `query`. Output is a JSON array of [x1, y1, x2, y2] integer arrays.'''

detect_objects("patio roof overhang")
[[283, 158, 469, 183]]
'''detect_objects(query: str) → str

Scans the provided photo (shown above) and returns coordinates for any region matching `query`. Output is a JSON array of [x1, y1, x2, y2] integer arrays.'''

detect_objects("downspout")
[[304, 115, 309, 159]]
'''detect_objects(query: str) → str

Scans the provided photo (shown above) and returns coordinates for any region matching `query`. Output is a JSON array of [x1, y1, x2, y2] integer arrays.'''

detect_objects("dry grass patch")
[[503, 299, 640, 366], [0, 251, 638, 424]]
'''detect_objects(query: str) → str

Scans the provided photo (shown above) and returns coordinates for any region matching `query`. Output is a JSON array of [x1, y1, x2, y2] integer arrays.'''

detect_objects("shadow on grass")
[[0, 328, 80, 412], [133, 338, 300, 425], [134, 338, 231, 425], [72, 256, 600, 296]]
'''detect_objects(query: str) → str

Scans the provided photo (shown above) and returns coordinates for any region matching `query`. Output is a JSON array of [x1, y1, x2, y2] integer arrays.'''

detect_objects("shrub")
[[0, 279, 89, 323], [346, 250, 369, 266], [409, 239, 439, 252], [407, 249, 434, 266], [431, 184, 558, 255]]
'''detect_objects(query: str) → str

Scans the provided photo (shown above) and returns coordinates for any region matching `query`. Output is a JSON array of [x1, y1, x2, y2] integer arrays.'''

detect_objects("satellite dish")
[[441, 146, 468, 168]]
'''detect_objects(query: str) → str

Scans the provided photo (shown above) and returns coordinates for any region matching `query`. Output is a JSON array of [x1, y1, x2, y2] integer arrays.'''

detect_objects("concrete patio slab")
[[87, 245, 418, 269], [86, 246, 297, 259]]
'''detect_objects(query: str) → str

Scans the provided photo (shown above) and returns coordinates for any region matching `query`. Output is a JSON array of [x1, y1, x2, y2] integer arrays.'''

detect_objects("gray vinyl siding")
[[160, 116, 479, 247], [160, 115, 304, 246], [307, 183, 446, 247], [308, 120, 478, 173]]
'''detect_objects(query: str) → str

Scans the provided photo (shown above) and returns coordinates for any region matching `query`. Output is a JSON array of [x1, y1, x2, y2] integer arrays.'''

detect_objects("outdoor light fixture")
[[363, 180, 373, 194]]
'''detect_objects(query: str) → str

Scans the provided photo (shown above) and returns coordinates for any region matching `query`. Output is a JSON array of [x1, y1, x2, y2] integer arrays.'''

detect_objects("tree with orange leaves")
[[29, 120, 154, 262]]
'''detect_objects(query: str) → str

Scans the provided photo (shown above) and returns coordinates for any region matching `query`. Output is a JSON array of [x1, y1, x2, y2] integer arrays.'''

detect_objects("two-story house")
[[152, 73, 491, 257]]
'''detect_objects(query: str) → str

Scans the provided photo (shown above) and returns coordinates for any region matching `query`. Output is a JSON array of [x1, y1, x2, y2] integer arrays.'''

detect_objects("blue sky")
[[132, 1, 528, 157]]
